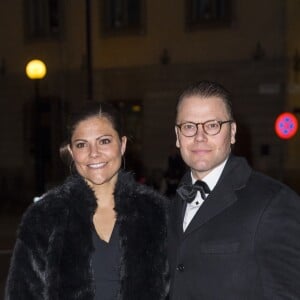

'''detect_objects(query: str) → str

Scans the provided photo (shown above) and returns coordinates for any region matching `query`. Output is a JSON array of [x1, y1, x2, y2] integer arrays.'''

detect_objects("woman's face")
[[68, 116, 126, 189]]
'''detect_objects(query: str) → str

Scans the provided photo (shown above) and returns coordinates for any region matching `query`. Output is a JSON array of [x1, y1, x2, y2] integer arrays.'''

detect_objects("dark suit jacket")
[[168, 155, 300, 299]]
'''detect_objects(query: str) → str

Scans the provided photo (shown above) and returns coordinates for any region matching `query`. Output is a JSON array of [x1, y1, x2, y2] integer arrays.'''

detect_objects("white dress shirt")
[[183, 158, 228, 231]]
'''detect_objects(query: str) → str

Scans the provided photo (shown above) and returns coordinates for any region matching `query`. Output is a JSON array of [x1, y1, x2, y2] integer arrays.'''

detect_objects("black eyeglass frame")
[[176, 120, 234, 137]]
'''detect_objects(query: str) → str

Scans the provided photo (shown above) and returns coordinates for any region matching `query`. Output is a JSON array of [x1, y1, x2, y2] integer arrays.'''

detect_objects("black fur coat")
[[5, 171, 168, 299]]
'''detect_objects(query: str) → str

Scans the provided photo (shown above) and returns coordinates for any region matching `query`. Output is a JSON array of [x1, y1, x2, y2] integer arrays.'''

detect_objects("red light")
[[275, 112, 298, 139]]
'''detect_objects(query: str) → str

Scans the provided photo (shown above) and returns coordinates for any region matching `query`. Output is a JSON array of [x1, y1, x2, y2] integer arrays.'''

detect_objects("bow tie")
[[176, 180, 211, 203]]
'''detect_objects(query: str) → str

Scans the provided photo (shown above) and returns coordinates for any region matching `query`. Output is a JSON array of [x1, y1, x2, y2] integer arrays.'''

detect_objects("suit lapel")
[[169, 193, 185, 242], [183, 155, 251, 237], [171, 173, 191, 238], [183, 182, 237, 236]]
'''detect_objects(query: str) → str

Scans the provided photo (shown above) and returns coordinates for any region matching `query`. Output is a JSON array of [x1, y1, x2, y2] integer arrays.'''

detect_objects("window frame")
[[23, 0, 63, 41], [185, 0, 232, 30], [101, 0, 146, 37]]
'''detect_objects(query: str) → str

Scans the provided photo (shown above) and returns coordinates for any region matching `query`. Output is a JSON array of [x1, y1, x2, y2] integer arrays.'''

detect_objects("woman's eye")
[[99, 138, 111, 145], [75, 142, 86, 148]]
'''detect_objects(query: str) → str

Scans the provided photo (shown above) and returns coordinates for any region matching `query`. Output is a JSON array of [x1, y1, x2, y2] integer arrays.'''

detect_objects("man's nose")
[[194, 125, 208, 141]]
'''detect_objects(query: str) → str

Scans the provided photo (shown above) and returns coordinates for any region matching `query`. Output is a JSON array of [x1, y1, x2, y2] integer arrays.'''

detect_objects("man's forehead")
[[178, 96, 227, 113], [180, 94, 224, 104], [177, 98, 231, 124]]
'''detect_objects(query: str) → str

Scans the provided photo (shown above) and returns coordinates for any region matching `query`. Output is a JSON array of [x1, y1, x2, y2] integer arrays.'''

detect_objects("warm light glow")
[[25, 59, 47, 79], [132, 105, 141, 112]]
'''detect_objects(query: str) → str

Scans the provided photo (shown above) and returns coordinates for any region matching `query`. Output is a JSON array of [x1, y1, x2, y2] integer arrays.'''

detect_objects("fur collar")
[[33, 170, 168, 299], [56, 170, 165, 225]]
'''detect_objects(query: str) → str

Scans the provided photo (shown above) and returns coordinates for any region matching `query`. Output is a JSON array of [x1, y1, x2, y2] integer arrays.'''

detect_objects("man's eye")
[[206, 122, 219, 129], [183, 124, 195, 130]]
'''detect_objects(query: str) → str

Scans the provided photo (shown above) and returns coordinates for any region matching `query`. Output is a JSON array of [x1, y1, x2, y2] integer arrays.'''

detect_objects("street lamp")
[[26, 59, 47, 99], [25, 59, 47, 195]]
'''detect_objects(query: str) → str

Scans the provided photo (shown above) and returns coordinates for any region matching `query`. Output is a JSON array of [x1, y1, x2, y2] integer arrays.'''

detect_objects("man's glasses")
[[176, 120, 234, 137]]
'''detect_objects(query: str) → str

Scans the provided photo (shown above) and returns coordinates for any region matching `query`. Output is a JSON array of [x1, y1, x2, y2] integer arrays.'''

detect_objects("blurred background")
[[1, 0, 300, 295]]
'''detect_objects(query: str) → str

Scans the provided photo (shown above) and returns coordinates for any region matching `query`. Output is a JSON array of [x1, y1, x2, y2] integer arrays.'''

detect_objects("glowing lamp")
[[25, 59, 47, 79], [132, 104, 141, 112], [275, 112, 298, 139]]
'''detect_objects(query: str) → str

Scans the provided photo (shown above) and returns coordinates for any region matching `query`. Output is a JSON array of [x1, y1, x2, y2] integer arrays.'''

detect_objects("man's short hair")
[[177, 80, 234, 119]]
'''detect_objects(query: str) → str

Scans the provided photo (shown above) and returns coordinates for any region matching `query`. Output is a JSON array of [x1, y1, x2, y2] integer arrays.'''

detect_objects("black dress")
[[92, 224, 121, 300]]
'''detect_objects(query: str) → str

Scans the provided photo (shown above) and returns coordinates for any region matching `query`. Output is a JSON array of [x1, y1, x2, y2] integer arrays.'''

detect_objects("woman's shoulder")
[[135, 181, 168, 205], [34, 174, 86, 205], [30, 178, 73, 209], [18, 176, 81, 233], [118, 170, 164, 195], [115, 171, 169, 214]]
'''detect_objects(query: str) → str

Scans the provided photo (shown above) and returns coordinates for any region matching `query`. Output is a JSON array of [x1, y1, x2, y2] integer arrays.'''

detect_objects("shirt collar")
[[191, 157, 228, 192]]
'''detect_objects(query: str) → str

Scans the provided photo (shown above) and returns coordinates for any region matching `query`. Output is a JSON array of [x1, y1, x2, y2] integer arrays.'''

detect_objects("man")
[[168, 80, 300, 299]]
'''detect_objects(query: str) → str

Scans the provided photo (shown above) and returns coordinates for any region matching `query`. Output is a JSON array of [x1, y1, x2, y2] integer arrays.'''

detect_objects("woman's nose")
[[89, 144, 99, 157]]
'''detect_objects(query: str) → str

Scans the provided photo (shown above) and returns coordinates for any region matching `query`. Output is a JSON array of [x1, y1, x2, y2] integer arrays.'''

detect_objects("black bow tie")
[[176, 180, 211, 203]]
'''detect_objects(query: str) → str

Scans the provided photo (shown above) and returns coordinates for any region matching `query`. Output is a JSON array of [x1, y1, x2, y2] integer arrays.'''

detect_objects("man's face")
[[175, 95, 236, 180]]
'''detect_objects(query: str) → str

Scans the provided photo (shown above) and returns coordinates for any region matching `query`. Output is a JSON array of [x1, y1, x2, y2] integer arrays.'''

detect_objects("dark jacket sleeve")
[[5, 203, 50, 299], [256, 186, 300, 298]]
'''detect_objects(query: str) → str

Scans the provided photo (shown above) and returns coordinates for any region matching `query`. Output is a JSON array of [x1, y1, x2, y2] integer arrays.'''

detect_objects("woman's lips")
[[87, 162, 107, 169]]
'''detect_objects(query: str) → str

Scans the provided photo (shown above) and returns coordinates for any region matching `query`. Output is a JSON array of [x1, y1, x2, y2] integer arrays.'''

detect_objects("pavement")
[[0, 213, 22, 298]]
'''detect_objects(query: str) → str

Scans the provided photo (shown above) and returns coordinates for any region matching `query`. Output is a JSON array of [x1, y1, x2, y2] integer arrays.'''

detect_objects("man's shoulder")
[[250, 170, 299, 198]]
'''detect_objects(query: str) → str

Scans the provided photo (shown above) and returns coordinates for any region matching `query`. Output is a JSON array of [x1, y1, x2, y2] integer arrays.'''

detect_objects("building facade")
[[0, 0, 299, 206]]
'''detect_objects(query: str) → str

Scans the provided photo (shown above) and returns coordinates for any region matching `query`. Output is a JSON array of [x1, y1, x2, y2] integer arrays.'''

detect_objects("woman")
[[5, 102, 168, 299]]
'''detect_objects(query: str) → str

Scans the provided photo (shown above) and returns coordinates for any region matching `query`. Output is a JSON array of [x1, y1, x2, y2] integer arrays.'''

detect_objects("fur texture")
[[5, 171, 168, 299]]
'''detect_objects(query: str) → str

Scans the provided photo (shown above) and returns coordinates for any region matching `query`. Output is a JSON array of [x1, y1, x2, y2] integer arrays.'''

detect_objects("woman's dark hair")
[[60, 102, 124, 165]]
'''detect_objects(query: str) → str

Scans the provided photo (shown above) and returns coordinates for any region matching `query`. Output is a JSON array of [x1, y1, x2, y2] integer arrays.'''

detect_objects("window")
[[23, 0, 62, 39], [102, 0, 145, 36], [186, 0, 231, 29]]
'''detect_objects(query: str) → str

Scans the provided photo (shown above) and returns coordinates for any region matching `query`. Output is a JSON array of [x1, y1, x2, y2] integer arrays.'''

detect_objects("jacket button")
[[176, 264, 185, 272]]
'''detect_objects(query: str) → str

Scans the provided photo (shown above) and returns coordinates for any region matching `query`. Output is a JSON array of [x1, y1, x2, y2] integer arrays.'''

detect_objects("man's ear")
[[121, 136, 127, 155], [230, 122, 237, 145], [175, 126, 180, 148]]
